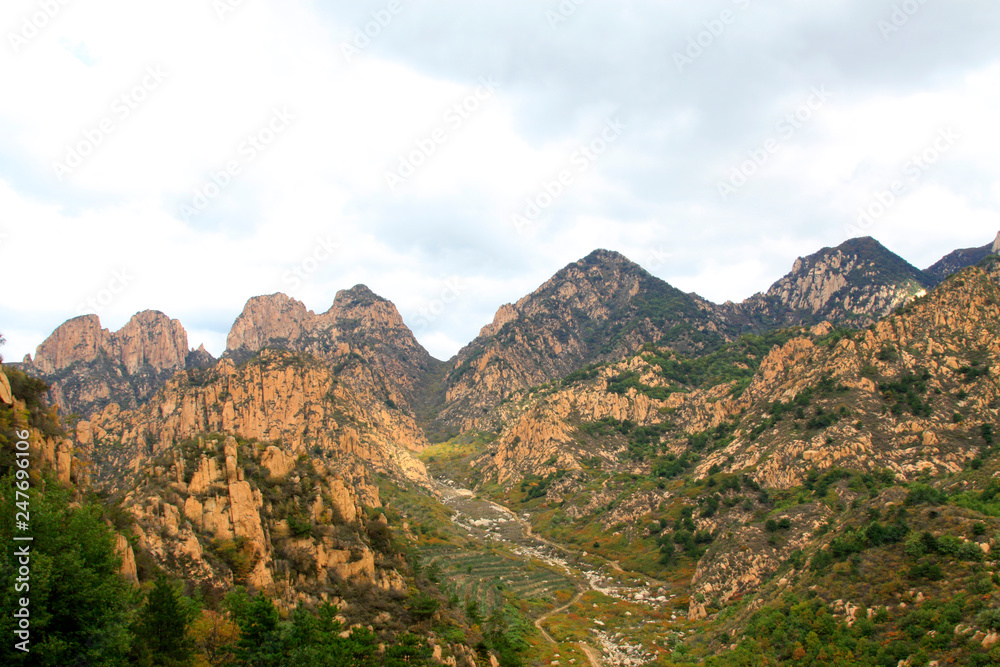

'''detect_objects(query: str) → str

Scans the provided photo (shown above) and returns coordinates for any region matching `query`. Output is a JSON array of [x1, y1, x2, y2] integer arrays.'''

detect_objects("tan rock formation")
[[114, 534, 138, 583]]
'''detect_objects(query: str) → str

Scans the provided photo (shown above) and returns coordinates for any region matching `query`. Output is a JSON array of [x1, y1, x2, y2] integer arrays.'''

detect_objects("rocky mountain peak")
[[25, 310, 194, 418], [437, 249, 727, 429], [327, 284, 409, 332], [31, 310, 189, 376], [736, 236, 928, 328], [225, 293, 313, 355], [992, 230, 1000, 254], [30, 314, 105, 374]]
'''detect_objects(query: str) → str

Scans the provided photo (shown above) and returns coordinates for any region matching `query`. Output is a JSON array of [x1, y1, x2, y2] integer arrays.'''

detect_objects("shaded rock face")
[[23, 311, 212, 419], [733, 237, 930, 331], [923, 231, 1000, 285]]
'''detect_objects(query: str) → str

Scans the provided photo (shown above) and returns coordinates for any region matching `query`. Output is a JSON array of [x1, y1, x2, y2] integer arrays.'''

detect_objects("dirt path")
[[533, 589, 584, 643], [578, 641, 605, 667], [434, 480, 663, 666], [534, 588, 602, 667]]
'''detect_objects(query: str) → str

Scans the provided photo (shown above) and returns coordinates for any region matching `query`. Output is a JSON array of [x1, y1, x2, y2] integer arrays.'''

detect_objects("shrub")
[[977, 608, 1000, 632], [909, 560, 943, 581], [905, 484, 947, 505]]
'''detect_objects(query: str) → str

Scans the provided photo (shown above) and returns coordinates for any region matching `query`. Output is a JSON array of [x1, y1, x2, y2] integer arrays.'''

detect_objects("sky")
[[1, 0, 999, 363]]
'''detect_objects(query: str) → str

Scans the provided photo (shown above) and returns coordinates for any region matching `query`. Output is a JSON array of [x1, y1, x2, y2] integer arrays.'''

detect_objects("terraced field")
[[422, 548, 577, 613], [424, 477, 674, 665]]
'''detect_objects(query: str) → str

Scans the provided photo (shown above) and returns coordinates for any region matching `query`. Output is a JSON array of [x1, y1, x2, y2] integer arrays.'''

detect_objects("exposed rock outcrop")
[[23, 311, 212, 419]]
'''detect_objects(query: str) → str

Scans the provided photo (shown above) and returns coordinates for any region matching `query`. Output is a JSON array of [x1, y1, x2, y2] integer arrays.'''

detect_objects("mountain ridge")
[[21, 233, 999, 436]]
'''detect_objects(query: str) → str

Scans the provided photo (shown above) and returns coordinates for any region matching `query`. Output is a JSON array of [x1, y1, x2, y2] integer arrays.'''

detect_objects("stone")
[[0, 370, 12, 404], [261, 446, 296, 478], [114, 534, 138, 583]]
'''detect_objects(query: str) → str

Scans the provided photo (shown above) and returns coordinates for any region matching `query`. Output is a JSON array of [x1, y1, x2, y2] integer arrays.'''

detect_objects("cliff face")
[[23, 310, 211, 418], [119, 433, 406, 607], [75, 350, 429, 490], [225, 287, 446, 420], [67, 349, 429, 606], [733, 237, 931, 331]]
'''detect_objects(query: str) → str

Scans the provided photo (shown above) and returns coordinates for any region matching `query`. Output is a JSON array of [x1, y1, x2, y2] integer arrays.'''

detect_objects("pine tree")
[[133, 575, 197, 666]]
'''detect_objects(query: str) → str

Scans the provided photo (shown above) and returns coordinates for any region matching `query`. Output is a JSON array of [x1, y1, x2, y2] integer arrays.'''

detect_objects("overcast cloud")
[[1, 0, 999, 362]]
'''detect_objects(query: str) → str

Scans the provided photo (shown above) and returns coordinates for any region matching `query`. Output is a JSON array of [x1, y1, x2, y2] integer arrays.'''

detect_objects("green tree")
[[0, 474, 137, 666], [132, 576, 197, 666], [384, 633, 433, 666], [226, 589, 284, 667]]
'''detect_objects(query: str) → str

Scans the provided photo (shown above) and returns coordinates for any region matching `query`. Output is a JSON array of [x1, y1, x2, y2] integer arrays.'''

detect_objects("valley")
[[427, 473, 677, 666], [3, 234, 1000, 666]]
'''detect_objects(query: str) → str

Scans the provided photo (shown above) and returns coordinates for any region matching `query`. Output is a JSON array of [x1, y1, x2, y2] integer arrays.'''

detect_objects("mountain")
[[1, 348, 480, 667], [732, 236, 931, 332], [423, 255, 1000, 663], [463, 255, 999, 492], [21, 310, 214, 419], [225, 286, 446, 420], [8, 240, 1000, 666], [924, 231, 1000, 285], [435, 249, 730, 431]]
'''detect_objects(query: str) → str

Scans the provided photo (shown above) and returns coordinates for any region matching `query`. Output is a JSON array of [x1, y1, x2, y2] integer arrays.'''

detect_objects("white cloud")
[[1, 1, 999, 362]]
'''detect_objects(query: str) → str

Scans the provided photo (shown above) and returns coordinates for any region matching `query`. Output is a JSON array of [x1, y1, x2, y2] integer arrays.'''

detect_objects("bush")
[[977, 608, 1000, 632], [905, 483, 947, 505], [909, 560, 943, 581]]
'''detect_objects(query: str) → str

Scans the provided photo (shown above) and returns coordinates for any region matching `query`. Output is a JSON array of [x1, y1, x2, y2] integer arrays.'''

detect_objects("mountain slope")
[[732, 236, 932, 332], [924, 230, 1000, 285], [442, 256, 999, 613], [437, 249, 730, 431]]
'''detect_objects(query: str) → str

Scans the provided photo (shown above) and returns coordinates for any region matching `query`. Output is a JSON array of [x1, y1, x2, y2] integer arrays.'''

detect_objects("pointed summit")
[[438, 249, 727, 428], [734, 237, 928, 330]]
